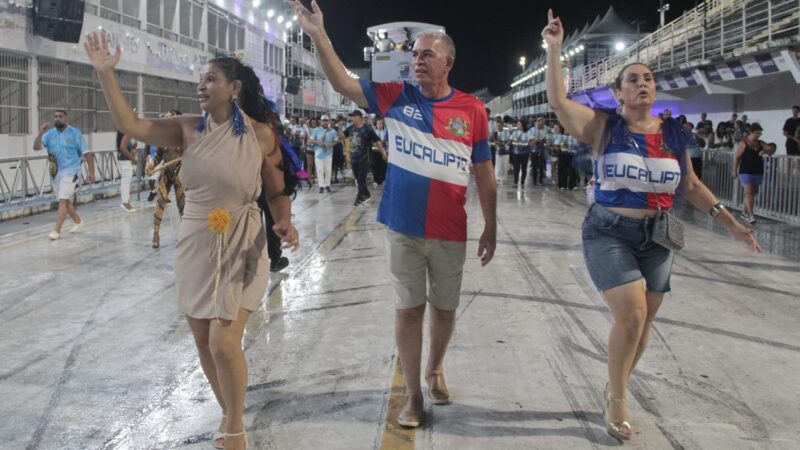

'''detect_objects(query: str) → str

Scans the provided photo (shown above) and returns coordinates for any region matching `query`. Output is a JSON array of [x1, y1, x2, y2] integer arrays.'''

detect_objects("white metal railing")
[[0, 150, 132, 211], [569, 0, 800, 92], [700, 149, 800, 224]]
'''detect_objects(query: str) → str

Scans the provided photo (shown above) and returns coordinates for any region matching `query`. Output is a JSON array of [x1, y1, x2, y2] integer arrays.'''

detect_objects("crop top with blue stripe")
[[593, 113, 688, 210]]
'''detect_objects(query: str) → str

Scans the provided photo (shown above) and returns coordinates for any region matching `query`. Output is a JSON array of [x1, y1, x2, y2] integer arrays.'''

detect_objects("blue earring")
[[195, 112, 208, 133], [231, 97, 245, 137]]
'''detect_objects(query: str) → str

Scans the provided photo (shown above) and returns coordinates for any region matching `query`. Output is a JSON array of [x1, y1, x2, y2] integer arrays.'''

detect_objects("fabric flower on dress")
[[208, 208, 232, 319]]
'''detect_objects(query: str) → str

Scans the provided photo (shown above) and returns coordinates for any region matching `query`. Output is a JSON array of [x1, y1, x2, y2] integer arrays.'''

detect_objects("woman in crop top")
[[733, 123, 775, 224], [543, 10, 761, 442]]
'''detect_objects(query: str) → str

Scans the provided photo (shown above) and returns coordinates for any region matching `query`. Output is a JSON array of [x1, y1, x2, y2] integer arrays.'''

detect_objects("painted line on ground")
[[379, 356, 416, 450]]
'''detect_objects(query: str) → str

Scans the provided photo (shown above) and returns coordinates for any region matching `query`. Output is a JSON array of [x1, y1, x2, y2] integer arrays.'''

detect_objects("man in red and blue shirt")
[[294, 0, 497, 428]]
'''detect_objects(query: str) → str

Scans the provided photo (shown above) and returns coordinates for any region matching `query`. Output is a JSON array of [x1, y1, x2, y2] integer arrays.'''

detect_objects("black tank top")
[[739, 141, 764, 175]]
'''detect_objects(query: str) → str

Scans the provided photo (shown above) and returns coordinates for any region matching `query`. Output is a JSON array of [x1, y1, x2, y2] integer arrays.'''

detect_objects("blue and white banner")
[[656, 51, 793, 91]]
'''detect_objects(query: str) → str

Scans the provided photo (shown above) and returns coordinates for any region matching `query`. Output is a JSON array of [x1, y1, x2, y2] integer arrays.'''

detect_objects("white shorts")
[[54, 175, 77, 200], [385, 229, 467, 311]]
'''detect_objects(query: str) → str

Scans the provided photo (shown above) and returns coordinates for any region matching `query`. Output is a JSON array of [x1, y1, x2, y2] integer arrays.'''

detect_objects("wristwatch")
[[709, 202, 726, 219]]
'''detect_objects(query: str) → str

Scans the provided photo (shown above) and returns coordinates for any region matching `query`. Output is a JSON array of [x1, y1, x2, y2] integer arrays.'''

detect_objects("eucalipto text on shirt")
[[394, 135, 470, 172], [603, 163, 681, 185]]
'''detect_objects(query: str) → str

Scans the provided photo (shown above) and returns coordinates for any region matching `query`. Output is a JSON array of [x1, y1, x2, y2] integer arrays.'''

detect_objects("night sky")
[[319, 0, 700, 95]]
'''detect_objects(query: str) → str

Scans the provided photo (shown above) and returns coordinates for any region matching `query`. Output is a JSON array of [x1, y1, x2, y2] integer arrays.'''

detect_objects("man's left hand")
[[477, 228, 496, 267]]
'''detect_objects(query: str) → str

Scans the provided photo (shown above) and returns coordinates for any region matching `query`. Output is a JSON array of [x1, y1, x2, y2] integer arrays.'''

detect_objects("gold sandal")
[[603, 396, 633, 440]]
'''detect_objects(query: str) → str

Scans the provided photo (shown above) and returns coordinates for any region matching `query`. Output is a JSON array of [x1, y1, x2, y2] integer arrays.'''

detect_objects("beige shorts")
[[385, 229, 466, 311], [54, 175, 77, 200]]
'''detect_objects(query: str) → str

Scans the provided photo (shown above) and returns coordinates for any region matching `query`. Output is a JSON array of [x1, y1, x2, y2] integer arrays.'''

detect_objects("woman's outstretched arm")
[[84, 31, 196, 149]]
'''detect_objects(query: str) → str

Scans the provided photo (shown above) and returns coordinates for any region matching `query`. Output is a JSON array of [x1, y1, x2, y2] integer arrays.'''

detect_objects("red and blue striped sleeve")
[[471, 104, 491, 163], [359, 79, 404, 117]]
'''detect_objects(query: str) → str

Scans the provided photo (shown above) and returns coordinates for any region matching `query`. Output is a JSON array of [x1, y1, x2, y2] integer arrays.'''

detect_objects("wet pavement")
[[1, 180, 799, 449]]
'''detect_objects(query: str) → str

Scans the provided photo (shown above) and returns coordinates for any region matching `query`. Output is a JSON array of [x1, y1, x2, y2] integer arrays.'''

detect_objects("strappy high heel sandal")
[[211, 414, 226, 449], [603, 392, 633, 441], [220, 430, 248, 449]]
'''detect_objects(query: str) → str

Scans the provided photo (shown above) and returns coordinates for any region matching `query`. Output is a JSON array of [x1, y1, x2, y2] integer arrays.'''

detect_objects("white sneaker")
[[746, 215, 757, 224], [48, 230, 60, 240], [69, 222, 84, 233], [121, 204, 136, 213]]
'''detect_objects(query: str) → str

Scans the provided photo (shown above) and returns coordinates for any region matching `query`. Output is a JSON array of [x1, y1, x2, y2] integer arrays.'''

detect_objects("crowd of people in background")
[[44, 104, 797, 248], [283, 110, 387, 205]]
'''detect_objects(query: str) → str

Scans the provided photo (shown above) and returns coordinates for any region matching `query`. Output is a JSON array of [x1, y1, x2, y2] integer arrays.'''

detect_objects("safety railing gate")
[[0, 149, 129, 211], [701, 149, 800, 224]]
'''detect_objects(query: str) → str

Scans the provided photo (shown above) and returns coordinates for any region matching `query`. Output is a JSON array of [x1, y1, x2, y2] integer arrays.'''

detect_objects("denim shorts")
[[739, 174, 763, 186], [582, 204, 674, 293]]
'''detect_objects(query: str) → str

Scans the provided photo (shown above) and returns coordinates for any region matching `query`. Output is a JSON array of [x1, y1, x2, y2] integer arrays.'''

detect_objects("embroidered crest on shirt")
[[447, 117, 470, 138]]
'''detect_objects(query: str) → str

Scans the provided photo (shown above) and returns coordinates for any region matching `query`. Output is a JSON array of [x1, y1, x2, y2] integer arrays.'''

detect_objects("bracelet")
[[709, 202, 725, 219]]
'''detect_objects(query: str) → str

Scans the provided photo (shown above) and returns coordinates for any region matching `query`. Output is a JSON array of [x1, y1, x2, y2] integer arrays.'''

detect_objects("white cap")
[[320, 114, 330, 120]]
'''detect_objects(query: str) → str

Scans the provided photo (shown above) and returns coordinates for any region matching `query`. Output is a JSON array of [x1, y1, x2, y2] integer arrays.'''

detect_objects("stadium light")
[[253, 0, 261, 7], [267, 9, 275, 18], [615, 41, 626, 52], [277, 15, 284, 24]]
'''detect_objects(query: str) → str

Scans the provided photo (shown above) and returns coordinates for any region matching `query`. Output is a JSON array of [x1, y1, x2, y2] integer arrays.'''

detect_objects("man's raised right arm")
[[33, 123, 49, 151], [292, 0, 368, 108]]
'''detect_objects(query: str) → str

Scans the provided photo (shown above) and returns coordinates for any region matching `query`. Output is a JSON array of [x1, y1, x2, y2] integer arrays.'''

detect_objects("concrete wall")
[[0, 2, 290, 160]]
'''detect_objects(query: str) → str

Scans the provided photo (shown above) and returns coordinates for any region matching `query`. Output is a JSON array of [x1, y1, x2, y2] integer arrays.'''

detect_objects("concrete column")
[[139, 0, 147, 30], [137, 75, 144, 118], [28, 56, 39, 156]]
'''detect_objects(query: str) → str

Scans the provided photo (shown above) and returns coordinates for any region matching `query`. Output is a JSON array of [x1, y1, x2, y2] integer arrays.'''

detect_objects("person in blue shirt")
[[309, 114, 339, 193], [33, 110, 95, 240]]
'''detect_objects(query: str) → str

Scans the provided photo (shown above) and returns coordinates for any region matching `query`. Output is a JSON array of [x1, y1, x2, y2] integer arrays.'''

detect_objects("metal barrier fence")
[[701, 149, 800, 224], [0, 149, 135, 211]]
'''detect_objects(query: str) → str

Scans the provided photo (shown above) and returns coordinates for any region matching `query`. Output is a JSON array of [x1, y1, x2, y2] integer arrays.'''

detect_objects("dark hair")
[[748, 122, 763, 133], [208, 56, 297, 196], [614, 63, 655, 91], [516, 119, 528, 132], [793, 105, 800, 110], [55, 109, 67, 116], [170, 109, 182, 116]]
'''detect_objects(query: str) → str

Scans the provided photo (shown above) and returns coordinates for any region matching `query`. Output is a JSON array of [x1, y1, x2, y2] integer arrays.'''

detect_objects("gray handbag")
[[652, 209, 684, 251], [629, 134, 685, 251]]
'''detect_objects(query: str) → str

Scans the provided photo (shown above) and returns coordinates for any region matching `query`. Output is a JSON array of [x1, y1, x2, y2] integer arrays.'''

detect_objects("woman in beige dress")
[[85, 32, 299, 450]]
